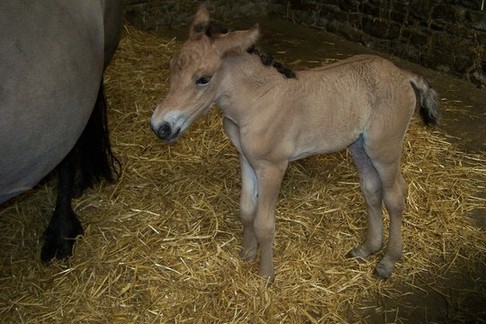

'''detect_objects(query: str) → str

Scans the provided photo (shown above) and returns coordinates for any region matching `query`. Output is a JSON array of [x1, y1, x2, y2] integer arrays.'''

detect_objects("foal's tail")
[[409, 73, 440, 125]]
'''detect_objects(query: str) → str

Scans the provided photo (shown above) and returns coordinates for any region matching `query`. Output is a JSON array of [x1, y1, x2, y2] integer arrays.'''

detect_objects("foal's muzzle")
[[151, 121, 181, 142]]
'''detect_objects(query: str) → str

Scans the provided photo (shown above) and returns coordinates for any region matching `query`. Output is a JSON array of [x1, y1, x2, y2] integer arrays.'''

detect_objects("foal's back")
[[268, 55, 417, 158], [297, 55, 413, 102]]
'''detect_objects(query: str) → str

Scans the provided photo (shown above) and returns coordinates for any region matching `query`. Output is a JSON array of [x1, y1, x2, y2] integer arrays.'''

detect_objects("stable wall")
[[272, 0, 485, 87], [124, 0, 270, 28], [124, 0, 486, 87]]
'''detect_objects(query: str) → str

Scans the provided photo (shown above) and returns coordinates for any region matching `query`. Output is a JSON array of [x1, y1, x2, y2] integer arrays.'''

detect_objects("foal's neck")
[[226, 53, 285, 86], [216, 53, 285, 123]]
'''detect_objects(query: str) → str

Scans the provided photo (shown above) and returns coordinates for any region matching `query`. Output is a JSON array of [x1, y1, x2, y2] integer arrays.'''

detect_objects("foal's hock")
[[150, 6, 439, 281]]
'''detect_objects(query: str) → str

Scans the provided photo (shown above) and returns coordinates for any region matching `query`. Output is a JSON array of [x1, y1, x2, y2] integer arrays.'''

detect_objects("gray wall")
[[124, 0, 485, 87], [124, 0, 270, 28], [272, 0, 485, 87]]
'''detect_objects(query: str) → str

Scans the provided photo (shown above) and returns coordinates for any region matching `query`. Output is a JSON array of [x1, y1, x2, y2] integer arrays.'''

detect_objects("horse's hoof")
[[258, 269, 275, 287], [264, 275, 275, 288], [40, 210, 83, 262], [373, 261, 393, 279], [346, 249, 358, 259], [41, 236, 78, 262], [239, 247, 257, 261], [346, 246, 369, 261], [347, 243, 382, 260], [346, 251, 368, 264]]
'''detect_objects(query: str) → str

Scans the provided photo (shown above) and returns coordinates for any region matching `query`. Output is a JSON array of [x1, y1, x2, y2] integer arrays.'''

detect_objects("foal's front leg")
[[223, 118, 259, 260], [238, 155, 258, 261], [253, 161, 288, 280]]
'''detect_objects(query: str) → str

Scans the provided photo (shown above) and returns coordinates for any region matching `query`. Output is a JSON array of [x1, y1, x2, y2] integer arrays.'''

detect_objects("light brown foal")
[[150, 7, 439, 281]]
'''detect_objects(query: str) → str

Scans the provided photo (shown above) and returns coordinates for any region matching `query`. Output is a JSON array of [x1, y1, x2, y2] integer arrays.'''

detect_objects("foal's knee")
[[254, 218, 275, 243], [384, 185, 405, 215], [362, 176, 382, 206], [240, 202, 256, 224]]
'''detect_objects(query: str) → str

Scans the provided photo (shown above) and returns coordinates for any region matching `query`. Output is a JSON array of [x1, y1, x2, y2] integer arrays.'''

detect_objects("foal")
[[151, 7, 439, 280]]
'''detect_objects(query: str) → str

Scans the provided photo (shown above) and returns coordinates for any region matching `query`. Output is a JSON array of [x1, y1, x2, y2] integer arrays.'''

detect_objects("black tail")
[[409, 73, 440, 125], [72, 80, 121, 196]]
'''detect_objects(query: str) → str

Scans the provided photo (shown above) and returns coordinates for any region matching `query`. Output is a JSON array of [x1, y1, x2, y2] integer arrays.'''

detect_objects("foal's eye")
[[196, 75, 212, 86]]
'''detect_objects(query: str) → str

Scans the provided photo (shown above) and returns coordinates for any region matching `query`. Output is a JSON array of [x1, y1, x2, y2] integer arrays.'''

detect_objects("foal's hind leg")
[[364, 140, 408, 278], [348, 136, 384, 259], [373, 167, 407, 278]]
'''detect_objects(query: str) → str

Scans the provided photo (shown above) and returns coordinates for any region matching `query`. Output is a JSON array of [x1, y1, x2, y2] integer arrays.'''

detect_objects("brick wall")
[[270, 0, 485, 87], [124, 0, 269, 29], [124, 0, 486, 87]]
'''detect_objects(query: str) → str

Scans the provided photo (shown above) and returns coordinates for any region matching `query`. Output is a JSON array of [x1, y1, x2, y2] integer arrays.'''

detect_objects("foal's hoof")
[[346, 247, 368, 262], [239, 247, 257, 261], [258, 269, 275, 287], [373, 260, 394, 279]]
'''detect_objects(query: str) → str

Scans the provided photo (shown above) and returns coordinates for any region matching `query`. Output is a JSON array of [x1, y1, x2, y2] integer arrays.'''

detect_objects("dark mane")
[[205, 22, 296, 79], [204, 22, 230, 38], [246, 45, 296, 79]]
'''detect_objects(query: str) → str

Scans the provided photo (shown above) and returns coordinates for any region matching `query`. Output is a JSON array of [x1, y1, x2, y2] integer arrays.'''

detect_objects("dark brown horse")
[[0, 0, 123, 261]]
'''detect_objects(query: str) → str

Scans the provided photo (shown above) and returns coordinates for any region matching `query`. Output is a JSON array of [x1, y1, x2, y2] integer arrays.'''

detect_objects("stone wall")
[[124, 0, 485, 87], [270, 0, 485, 87], [124, 0, 269, 29]]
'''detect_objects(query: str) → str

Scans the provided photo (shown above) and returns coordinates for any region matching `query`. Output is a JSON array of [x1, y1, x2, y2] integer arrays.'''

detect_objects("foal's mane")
[[205, 22, 296, 79], [246, 45, 296, 79]]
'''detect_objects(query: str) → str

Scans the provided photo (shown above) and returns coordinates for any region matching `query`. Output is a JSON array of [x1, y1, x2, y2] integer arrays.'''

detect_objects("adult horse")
[[0, 1, 123, 261]]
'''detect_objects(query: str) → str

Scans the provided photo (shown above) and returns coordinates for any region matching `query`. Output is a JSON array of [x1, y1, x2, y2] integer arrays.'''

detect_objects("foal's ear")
[[189, 5, 210, 40], [213, 25, 260, 56]]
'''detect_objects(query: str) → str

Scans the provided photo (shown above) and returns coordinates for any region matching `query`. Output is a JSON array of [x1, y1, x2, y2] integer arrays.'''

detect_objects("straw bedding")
[[0, 26, 484, 323]]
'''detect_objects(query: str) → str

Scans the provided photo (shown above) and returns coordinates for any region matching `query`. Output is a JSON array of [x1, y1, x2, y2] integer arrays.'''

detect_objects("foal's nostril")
[[158, 122, 172, 140], [151, 122, 172, 140], [151, 120, 182, 142]]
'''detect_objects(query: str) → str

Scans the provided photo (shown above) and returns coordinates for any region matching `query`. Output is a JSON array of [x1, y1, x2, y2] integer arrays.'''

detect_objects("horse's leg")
[[238, 155, 258, 261], [253, 161, 288, 280], [223, 118, 259, 260], [41, 148, 83, 262], [364, 141, 407, 279], [347, 136, 384, 259], [41, 81, 117, 262], [373, 166, 407, 278]]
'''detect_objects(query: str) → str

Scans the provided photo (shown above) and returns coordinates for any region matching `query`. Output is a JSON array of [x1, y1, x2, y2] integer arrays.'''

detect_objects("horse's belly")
[[0, 1, 104, 203], [289, 138, 355, 161], [288, 120, 364, 162]]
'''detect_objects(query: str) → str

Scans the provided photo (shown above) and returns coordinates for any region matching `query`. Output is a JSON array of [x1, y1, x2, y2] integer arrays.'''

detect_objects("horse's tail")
[[409, 73, 440, 125], [72, 79, 121, 195]]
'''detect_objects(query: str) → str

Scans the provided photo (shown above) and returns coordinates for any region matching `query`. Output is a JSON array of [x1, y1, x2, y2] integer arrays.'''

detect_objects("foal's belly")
[[288, 141, 355, 161], [288, 127, 362, 162]]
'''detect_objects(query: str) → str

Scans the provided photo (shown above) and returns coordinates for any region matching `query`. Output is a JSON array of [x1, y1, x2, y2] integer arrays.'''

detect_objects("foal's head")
[[150, 6, 259, 142]]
